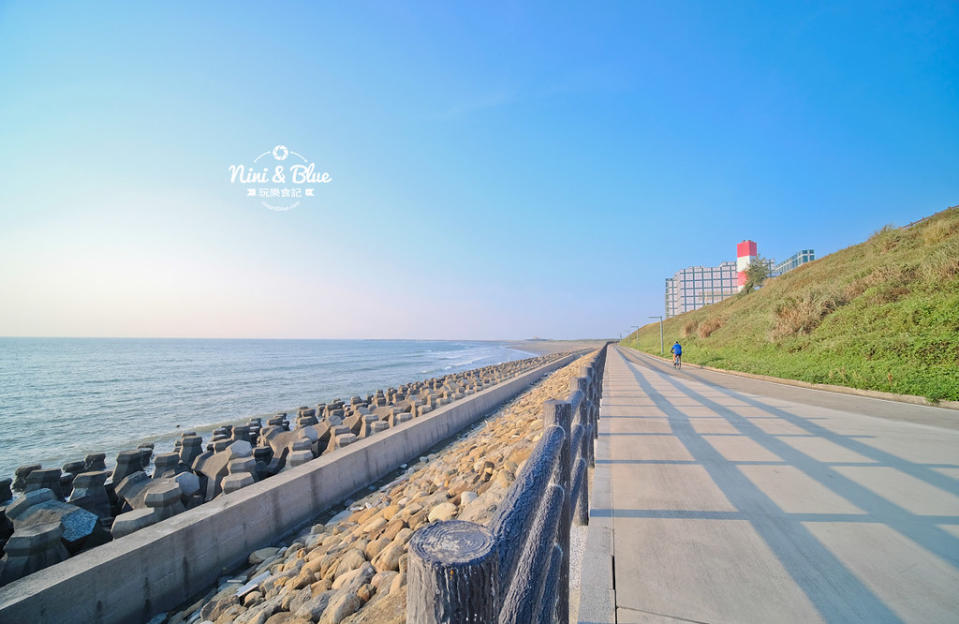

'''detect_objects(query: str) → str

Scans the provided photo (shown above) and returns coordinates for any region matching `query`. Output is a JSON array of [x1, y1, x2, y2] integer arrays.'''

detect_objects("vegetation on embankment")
[[625, 206, 959, 401]]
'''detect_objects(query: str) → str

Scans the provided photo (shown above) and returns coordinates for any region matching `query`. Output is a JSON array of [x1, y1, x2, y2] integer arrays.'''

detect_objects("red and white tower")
[[736, 240, 758, 292]]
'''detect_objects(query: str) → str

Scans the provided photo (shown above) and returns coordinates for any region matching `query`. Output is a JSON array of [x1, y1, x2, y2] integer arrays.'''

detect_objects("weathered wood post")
[[499, 484, 565, 624], [535, 544, 565, 624], [492, 426, 565, 604], [543, 399, 572, 624], [587, 364, 600, 441], [571, 378, 588, 430], [571, 421, 589, 527], [407, 520, 498, 624], [572, 376, 594, 466]]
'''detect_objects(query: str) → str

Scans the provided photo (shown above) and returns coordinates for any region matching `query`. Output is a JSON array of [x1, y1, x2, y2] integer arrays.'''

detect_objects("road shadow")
[[611, 349, 959, 622]]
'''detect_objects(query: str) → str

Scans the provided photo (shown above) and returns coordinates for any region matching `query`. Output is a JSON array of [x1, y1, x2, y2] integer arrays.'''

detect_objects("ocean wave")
[[0, 338, 520, 478]]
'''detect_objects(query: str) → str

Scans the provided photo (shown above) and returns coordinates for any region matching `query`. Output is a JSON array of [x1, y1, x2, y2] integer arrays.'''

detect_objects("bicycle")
[[673, 354, 682, 369]]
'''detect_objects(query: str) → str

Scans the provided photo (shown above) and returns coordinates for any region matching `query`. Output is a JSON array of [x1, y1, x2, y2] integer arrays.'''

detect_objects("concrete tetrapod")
[[0, 522, 68, 586]]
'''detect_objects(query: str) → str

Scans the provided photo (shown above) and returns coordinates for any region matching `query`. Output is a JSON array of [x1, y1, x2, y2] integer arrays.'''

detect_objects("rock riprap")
[[0, 353, 567, 587], [163, 351, 594, 624]]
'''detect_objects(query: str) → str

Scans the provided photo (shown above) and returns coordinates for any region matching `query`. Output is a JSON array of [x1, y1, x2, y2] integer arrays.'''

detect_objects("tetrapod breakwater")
[[0, 351, 579, 623], [159, 350, 600, 624], [0, 353, 565, 589]]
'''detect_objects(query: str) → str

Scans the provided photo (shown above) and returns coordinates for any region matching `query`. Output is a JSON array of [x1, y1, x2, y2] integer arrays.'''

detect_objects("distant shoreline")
[[508, 339, 609, 355]]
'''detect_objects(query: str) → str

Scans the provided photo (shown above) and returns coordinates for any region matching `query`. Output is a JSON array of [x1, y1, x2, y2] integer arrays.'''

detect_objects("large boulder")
[[319, 591, 363, 624], [339, 591, 405, 624]]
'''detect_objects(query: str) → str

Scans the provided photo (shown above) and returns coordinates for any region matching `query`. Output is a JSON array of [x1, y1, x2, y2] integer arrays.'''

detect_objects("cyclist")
[[671, 341, 682, 368]]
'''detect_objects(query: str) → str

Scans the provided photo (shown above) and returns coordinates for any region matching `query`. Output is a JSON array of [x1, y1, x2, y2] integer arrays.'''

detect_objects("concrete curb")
[[575, 357, 616, 624], [0, 353, 581, 624], [626, 346, 959, 411]]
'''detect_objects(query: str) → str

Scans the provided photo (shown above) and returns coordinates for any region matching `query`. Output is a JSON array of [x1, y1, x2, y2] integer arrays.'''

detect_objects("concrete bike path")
[[581, 345, 959, 623]]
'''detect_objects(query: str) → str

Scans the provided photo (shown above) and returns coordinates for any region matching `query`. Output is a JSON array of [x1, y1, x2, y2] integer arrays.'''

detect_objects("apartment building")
[[664, 241, 813, 318], [774, 249, 816, 275], [664, 261, 739, 318]]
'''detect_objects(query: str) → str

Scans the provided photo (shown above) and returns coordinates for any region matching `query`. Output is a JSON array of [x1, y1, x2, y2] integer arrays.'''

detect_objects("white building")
[[774, 249, 815, 275], [665, 261, 738, 318], [664, 240, 810, 318]]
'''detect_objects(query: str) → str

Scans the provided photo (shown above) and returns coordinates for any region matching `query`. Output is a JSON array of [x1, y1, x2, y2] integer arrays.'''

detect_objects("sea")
[[0, 338, 534, 481]]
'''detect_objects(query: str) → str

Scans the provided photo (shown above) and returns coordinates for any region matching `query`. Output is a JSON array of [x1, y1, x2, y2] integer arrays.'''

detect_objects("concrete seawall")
[[0, 353, 578, 624]]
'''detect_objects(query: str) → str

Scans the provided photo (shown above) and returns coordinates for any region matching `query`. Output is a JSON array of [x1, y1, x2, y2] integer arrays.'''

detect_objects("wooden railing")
[[406, 344, 609, 623]]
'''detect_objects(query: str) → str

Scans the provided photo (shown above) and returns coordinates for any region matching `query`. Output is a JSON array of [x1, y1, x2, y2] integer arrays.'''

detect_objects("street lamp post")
[[649, 315, 664, 355]]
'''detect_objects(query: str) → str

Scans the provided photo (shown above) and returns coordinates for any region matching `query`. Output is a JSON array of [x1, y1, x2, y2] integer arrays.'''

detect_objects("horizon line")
[[0, 335, 609, 342]]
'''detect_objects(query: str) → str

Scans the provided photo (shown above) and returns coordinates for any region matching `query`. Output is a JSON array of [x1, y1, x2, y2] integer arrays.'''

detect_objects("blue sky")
[[1, 1, 956, 339]]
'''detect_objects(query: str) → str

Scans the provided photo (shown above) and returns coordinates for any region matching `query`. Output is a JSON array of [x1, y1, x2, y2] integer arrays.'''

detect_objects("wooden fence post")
[[499, 484, 565, 624], [572, 376, 590, 441], [542, 400, 572, 624], [407, 520, 498, 624], [535, 544, 565, 624], [492, 426, 565, 604], [572, 456, 588, 526]]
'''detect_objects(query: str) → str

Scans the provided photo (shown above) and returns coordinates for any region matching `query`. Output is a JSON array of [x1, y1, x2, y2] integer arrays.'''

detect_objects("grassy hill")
[[624, 206, 959, 401]]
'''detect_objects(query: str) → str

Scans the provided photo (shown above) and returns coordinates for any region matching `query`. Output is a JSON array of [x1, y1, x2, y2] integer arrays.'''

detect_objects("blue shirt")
[[671, 343, 682, 355]]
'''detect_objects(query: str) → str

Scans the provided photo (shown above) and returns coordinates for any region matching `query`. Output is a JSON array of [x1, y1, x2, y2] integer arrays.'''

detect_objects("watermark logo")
[[228, 145, 332, 211]]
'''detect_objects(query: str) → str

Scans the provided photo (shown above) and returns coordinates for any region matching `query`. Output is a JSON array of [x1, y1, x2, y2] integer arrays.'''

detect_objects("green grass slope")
[[625, 206, 959, 401]]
